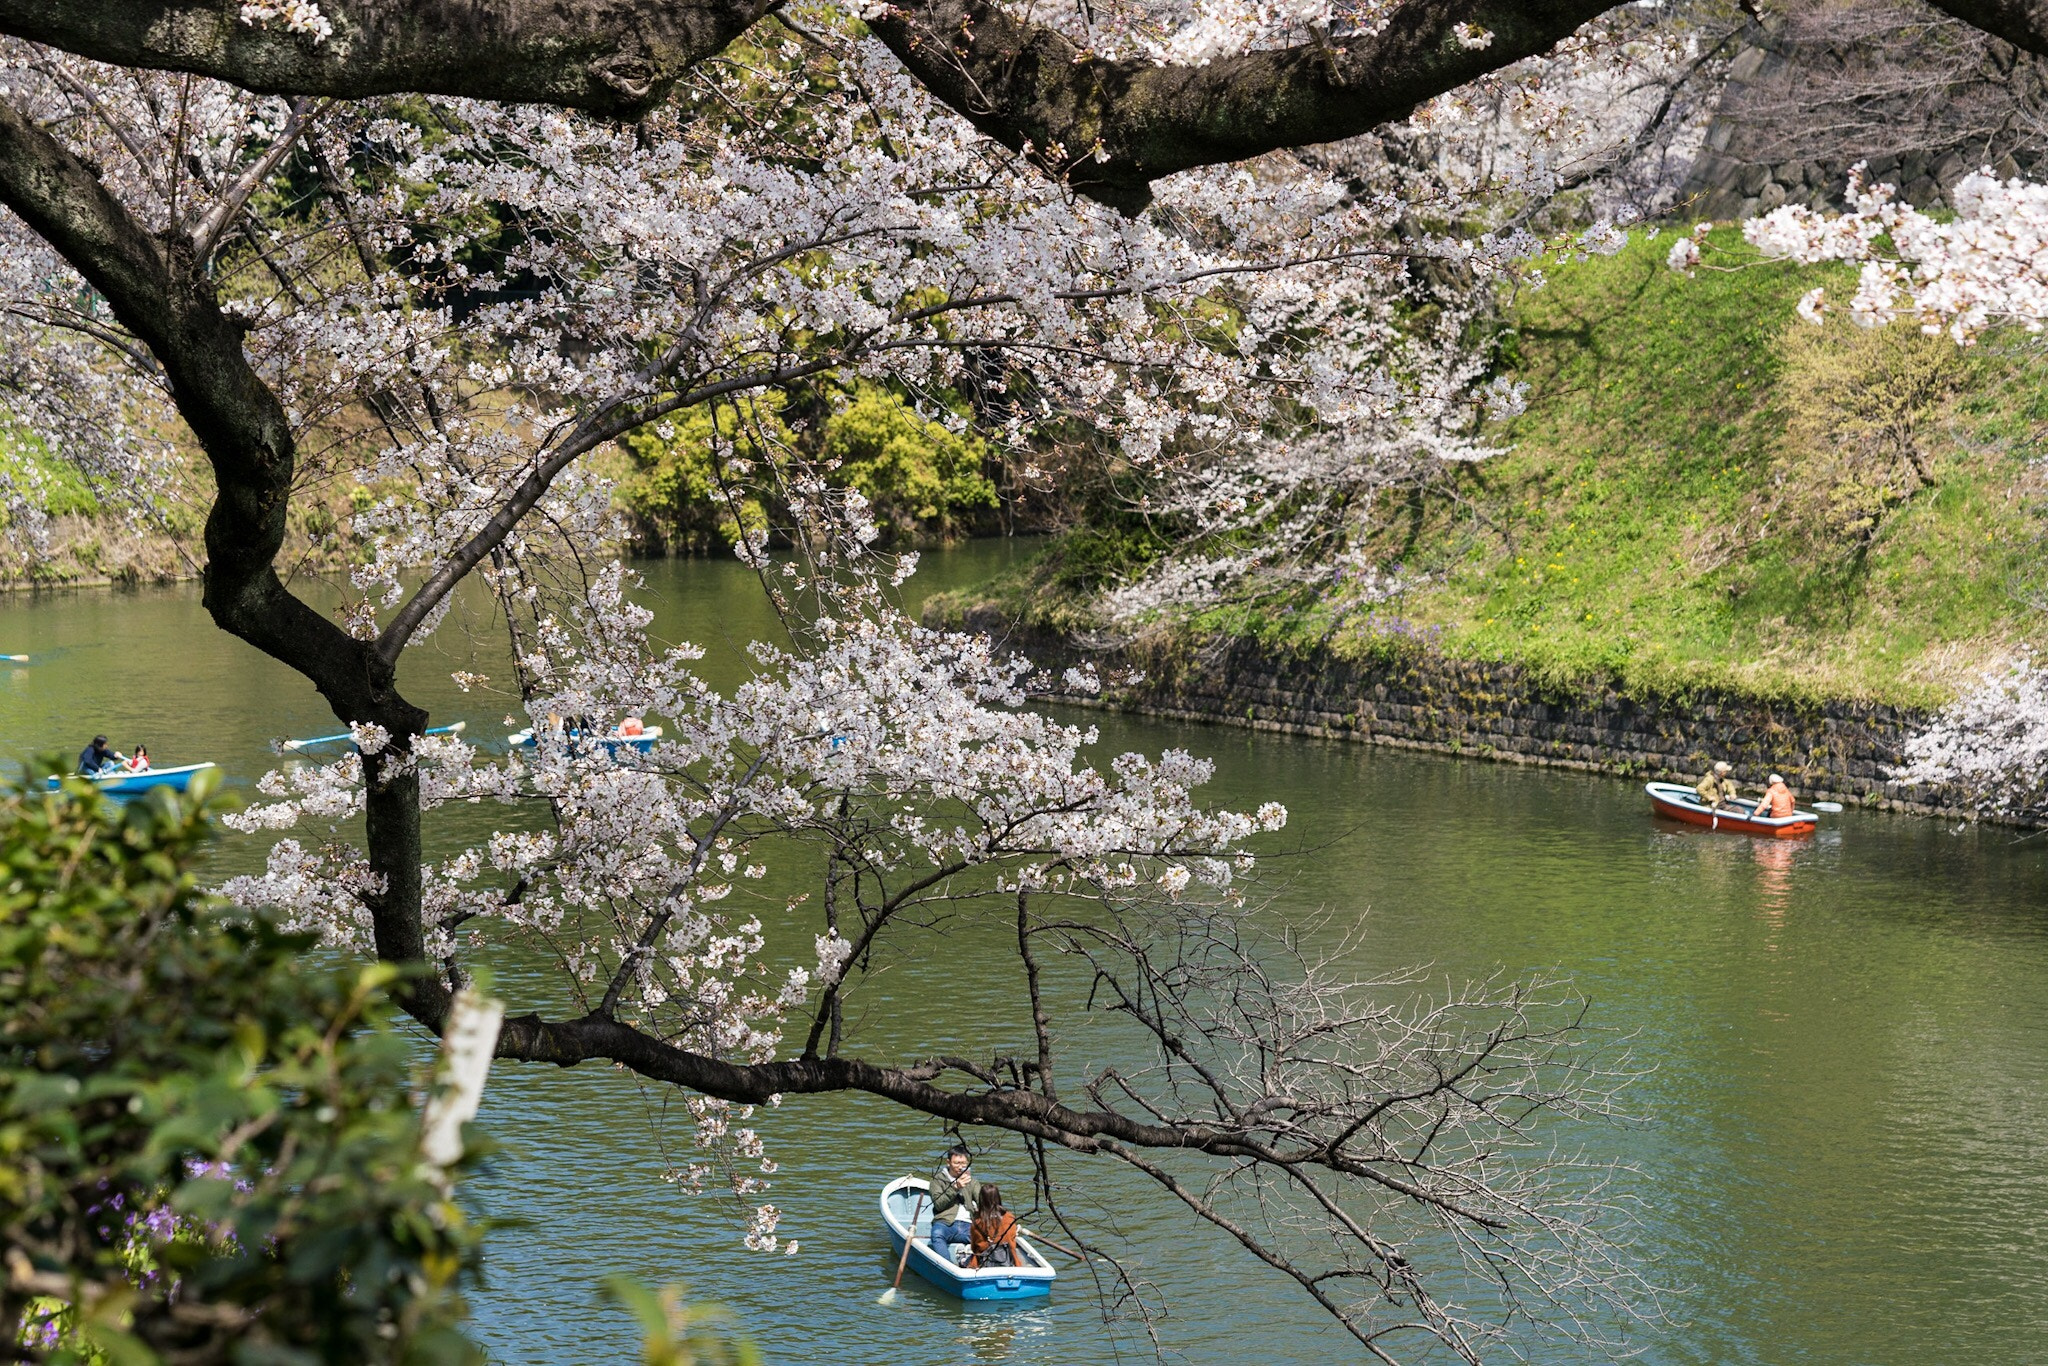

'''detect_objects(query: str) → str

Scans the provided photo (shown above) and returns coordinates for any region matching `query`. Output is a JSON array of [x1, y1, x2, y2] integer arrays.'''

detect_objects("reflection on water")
[[1752, 839, 1797, 923], [5, 549, 2048, 1365]]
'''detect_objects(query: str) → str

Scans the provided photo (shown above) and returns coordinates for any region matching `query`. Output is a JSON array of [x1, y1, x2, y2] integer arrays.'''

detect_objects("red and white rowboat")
[[1645, 781, 1817, 838]]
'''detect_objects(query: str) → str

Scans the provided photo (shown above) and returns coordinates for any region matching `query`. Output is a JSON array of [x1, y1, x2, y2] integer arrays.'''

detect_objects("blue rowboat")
[[283, 721, 467, 752], [879, 1176, 1057, 1302], [49, 762, 217, 795], [508, 724, 661, 754]]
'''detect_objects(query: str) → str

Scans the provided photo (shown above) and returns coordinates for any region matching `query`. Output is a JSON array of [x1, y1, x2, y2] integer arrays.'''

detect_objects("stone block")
[[1737, 162, 1772, 196], [1757, 181, 1787, 212]]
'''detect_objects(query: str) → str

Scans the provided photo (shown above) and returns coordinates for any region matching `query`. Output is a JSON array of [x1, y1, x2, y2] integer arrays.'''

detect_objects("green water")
[[4, 546, 2047, 1365]]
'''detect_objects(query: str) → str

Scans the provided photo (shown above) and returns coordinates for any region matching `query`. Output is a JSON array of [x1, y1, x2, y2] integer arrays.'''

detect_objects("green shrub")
[[0, 771, 486, 1364], [0, 773, 761, 1365], [820, 383, 996, 537], [616, 386, 996, 552]]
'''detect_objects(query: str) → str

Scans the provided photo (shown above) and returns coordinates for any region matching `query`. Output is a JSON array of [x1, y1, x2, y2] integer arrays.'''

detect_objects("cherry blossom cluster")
[[221, 517, 1289, 1245], [1895, 654, 2048, 816], [1067, 6, 1723, 625], [1741, 167, 2048, 341]]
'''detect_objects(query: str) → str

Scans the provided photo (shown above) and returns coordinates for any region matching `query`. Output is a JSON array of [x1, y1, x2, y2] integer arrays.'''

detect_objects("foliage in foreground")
[[0, 771, 485, 1363], [0, 775, 752, 1364]]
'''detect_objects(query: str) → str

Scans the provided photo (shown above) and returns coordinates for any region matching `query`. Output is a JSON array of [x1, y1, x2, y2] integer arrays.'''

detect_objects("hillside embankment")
[[932, 229, 2048, 818]]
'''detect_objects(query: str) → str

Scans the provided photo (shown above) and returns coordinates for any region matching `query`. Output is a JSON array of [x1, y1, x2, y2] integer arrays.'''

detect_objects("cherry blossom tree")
[[1895, 654, 2048, 815], [5, 0, 2046, 1354], [1683, 152, 2048, 823], [0, 15, 1666, 1357]]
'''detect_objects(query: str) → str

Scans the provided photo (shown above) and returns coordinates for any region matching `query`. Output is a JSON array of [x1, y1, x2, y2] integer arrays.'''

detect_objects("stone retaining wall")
[[1680, 45, 2048, 221], [967, 613, 1999, 820]]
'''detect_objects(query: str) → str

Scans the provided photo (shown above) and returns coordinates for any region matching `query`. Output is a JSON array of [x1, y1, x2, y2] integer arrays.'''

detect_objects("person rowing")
[[77, 735, 120, 776], [927, 1144, 978, 1265], [1694, 761, 1740, 812]]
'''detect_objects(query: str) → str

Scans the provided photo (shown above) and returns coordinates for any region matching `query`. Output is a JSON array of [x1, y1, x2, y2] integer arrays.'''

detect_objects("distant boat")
[[282, 721, 466, 752], [49, 762, 218, 796], [1646, 781, 1817, 838], [879, 1176, 1057, 1302], [508, 724, 662, 754]]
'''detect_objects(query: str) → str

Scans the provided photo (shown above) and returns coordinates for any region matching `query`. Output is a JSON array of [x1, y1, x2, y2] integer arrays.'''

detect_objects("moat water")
[[4, 543, 2045, 1365]]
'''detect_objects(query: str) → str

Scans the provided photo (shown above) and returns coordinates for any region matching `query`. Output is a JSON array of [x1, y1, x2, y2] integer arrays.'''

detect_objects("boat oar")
[[1019, 1226, 1086, 1262], [880, 1182, 927, 1304], [1, 653, 27, 662], [284, 720, 466, 751], [1813, 801, 1844, 813]]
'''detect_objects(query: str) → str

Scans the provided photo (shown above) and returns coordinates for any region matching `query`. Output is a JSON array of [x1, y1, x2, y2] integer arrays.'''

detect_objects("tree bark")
[[8, 0, 1613, 211], [0, 0, 779, 119], [0, 92, 434, 998], [1925, 0, 2048, 56], [867, 0, 1620, 211]]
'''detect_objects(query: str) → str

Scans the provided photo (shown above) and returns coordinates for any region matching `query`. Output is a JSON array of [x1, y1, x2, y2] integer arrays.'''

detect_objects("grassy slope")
[[943, 228, 2048, 709], [1390, 228, 2048, 706]]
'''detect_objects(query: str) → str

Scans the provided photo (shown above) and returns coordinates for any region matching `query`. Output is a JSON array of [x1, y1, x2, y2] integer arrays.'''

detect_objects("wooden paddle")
[[1019, 1226, 1086, 1262], [880, 1181, 927, 1304]]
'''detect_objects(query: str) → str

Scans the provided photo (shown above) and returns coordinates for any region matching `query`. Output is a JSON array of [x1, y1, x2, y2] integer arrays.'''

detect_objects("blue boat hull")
[[880, 1178, 1056, 1302], [50, 762, 217, 795], [510, 726, 659, 754]]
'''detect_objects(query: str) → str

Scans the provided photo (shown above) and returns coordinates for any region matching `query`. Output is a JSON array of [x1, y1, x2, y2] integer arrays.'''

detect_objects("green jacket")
[[929, 1164, 976, 1225], [1696, 773, 1736, 806]]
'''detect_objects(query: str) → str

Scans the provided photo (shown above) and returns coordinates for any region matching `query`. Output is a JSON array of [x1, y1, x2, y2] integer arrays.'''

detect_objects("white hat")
[[1713, 761, 1730, 773], [1769, 773, 1784, 784]]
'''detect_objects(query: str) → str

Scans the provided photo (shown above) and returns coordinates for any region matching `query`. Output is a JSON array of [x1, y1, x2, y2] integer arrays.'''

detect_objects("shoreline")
[[960, 611, 2036, 828]]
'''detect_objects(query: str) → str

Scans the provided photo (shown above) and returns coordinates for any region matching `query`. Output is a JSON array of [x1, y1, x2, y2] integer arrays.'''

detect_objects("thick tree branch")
[[868, 0, 1618, 211], [0, 0, 778, 120], [0, 90, 436, 1008], [1924, 0, 2048, 56], [10, 0, 2037, 215]]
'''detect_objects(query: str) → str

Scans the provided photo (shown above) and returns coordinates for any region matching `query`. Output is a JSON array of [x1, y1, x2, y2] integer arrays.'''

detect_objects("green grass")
[[939, 227, 2048, 708], [1389, 228, 2048, 705], [0, 422, 100, 521]]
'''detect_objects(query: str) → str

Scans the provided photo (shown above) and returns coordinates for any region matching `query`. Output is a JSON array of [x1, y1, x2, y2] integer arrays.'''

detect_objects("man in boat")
[[1695, 761, 1739, 811], [926, 1145, 978, 1265], [1758, 773, 1796, 819], [77, 735, 117, 776]]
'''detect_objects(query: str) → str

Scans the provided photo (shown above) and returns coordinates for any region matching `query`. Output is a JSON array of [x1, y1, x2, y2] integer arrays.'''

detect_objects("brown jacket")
[[970, 1211, 1020, 1268]]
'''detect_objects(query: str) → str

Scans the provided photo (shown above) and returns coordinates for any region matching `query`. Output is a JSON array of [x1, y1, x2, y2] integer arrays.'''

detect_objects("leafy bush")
[[1, 772, 761, 1365], [1774, 319, 1963, 565], [1, 770, 488, 1364], [616, 386, 995, 552], [819, 383, 996, 537]]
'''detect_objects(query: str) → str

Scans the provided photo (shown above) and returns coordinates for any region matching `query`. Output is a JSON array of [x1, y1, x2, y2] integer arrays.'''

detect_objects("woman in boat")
[[968, 1183, 1022, 1269], [619, 714, 645, 737], [122, 744, 149, 773]]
